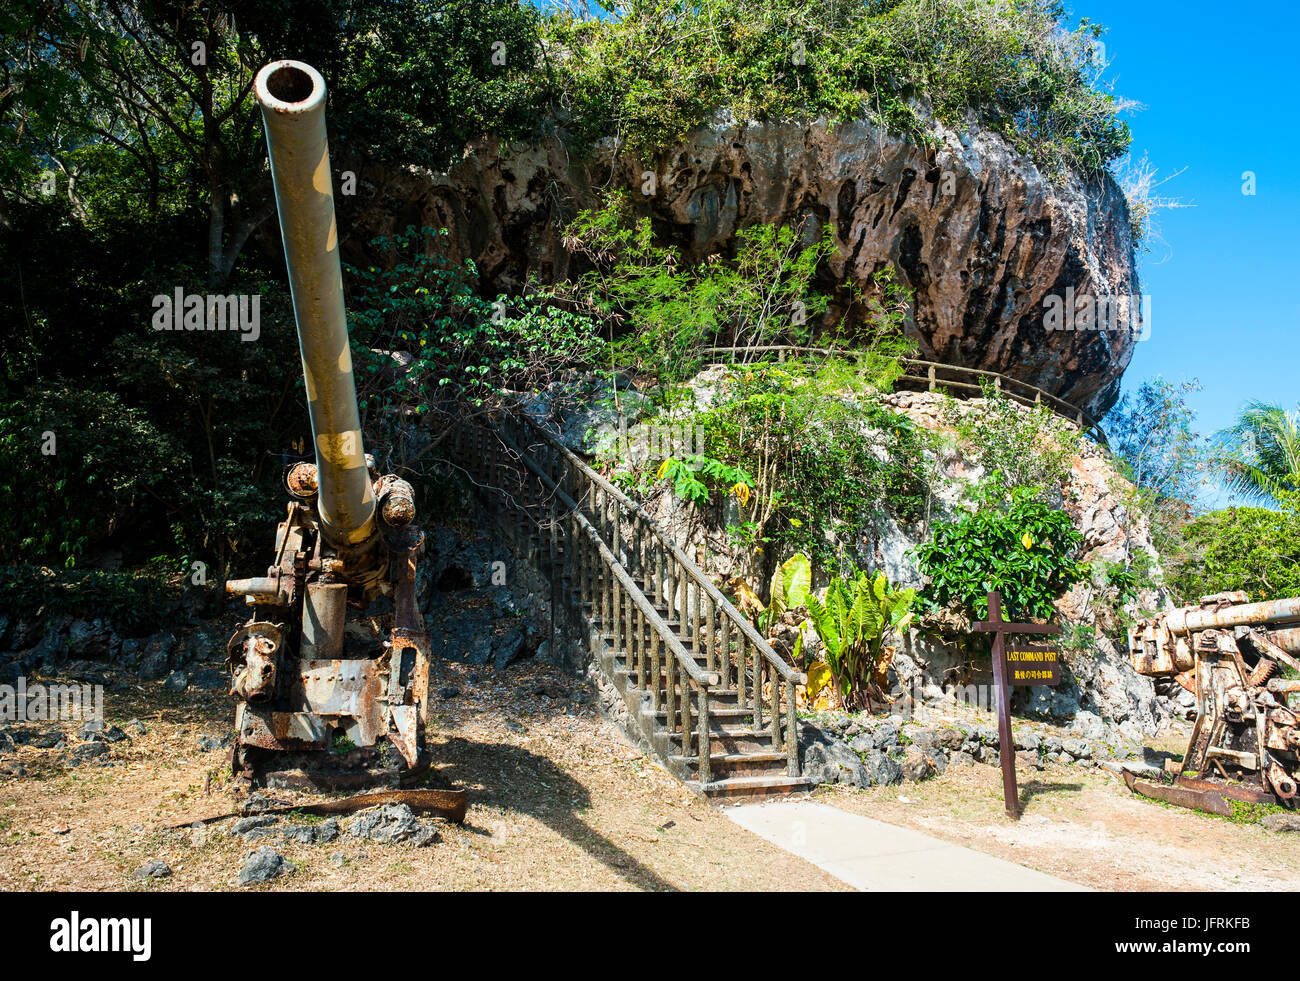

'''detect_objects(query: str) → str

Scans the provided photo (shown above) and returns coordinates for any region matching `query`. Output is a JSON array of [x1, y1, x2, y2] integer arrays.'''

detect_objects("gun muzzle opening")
[[255, 60, 326, 115]]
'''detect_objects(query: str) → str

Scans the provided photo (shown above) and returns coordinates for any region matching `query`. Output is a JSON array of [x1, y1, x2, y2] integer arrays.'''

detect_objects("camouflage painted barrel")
[[254, 60, 376, 549]]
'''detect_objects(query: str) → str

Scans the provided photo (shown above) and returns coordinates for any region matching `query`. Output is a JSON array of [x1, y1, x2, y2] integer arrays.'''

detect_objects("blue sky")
[[1082, 0, 1299, 471]]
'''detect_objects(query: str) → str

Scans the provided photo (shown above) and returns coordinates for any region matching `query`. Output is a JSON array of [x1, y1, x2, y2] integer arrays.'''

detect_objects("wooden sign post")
[[972, 590, 1062, 819]]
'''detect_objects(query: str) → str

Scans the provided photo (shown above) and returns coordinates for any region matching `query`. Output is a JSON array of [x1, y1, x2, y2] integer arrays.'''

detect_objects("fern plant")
[[802, 569, 917, 710]]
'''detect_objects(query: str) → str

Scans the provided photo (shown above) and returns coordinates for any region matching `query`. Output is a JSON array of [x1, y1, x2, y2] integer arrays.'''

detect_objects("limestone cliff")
[[535, 373, 1177, 742], [352, 109, 1139, 416]]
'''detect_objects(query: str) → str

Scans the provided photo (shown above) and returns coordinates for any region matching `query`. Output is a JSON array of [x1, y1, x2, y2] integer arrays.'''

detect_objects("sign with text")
[[972, 591, 1062, 818], [1005, 642, 1061, 686]]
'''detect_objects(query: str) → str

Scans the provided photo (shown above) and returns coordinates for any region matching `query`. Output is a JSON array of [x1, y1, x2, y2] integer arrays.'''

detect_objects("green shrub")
[[0, 564, 178, 634], [0, 385, 186, 567], [607, 366, 930, 572], [654, 454, 754, 507], [0, 226, 306, 573], [761, 552, 812, 634], [948, 380, 1083, 505], [803, 568, 917, 710], [695, 362, 930, 570], [1163, 508, 1300, 604], [1103, 378, 1209, 556], [345, 226, 604, 469], [547, 0, 1130, 177], [913, 485, 1089, 622], [557, 195, 834, 381]]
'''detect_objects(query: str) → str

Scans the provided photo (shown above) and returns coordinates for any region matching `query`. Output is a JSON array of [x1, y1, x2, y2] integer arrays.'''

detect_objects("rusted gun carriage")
[[1127, 592, 1300, 813], [223, 61, 431, 786]]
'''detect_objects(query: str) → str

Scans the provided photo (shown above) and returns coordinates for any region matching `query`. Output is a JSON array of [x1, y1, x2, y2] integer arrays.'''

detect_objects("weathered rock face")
[[355, 110, 1138, 416], [833, 389, 1172, 736]]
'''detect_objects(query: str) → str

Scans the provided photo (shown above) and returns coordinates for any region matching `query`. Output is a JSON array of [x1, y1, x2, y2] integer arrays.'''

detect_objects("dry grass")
[[7, 656, 1294, 893], [0, 660, 844, 892]]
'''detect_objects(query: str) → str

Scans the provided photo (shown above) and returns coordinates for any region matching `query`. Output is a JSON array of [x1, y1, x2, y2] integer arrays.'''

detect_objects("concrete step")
[[670, 751, 791, 779], [687, 774, 815, 801], [649, 704, 754, 725], [613, 671, 742, 706], [666, 725, 779, 755]]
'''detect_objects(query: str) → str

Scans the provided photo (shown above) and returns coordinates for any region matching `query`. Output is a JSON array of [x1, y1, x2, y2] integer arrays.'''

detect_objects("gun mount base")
[[1122, 769, 1286, 816], [225, 474, 433, 790], [231, 745, 431, 793]]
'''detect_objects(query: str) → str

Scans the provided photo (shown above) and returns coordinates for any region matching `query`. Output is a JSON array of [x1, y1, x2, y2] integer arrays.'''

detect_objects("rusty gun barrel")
[[254, 60, 376, 551], [1170, 597, 1300, 636], [1130, 594, 1300, 677], [1265, 627, 1300, 654]]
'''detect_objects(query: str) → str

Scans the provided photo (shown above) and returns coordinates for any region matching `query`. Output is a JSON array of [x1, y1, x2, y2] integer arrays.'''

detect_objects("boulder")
[[67, 619, 120, 660], [133, 859, 172, 880], [138, 650, 170, 682], [492, 627, 528, 671], [66, 741, 109, 765], [163, 671, 188, 693], [900, 747, 937, 782], [31, 730, 65, 749], [800, 723, 870, 788], [907, 728, 935, 752], [346, 804, 439, 846], [934, 727, 965, 751], [1061, 738, 1092, 759], [1014, 731, 1041, 751], [848, 733, 875, 755], [237, 846, 289, 886], [1260, 813, 1300, 833], [231, 816, 278, 838], [184, 630, 221, 664], [861, 750, 904, 787], [10, 619, 41, 649], [873, 724, 900, 751]]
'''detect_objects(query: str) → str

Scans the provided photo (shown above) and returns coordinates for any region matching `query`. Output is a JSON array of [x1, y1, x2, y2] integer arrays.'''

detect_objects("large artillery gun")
[[223, 61, 430, 786], [1127, 592, 1300, 813]]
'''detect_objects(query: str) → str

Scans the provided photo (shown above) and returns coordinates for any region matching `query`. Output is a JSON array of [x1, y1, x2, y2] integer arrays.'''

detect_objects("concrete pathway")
[[725, 799, 1088, 891]]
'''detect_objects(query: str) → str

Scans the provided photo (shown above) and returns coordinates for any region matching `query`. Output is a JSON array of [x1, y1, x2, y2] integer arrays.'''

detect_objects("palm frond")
[[1212, 400, 1300, 505]]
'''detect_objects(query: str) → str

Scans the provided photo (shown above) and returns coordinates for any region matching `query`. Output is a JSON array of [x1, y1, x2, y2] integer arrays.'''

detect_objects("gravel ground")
[[0, 659, 845, 892]]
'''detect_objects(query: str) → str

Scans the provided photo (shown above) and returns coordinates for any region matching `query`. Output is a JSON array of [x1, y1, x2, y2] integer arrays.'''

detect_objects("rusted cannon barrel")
[[1169, 597, 1300, 636], [1265, 627, 1300, 654], [254, 60, 377, 551]]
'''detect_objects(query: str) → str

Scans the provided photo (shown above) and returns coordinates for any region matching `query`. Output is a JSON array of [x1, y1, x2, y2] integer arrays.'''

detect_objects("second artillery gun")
[[1127, 592, 1300, 813], [223, 60, 431, 786]]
